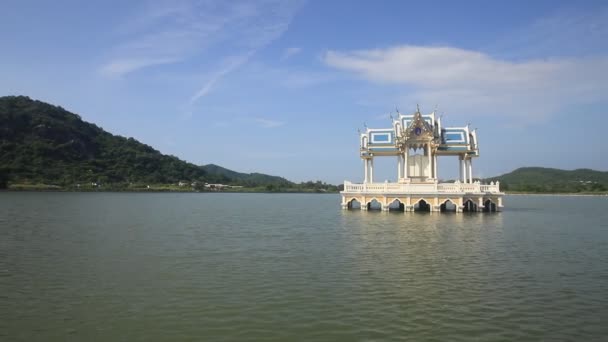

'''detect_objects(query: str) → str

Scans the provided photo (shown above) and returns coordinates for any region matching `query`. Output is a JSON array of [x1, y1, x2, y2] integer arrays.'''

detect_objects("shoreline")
[[505, 192, 608, 197], [2, 188, 607, 196], [0, 186, 339, 195]]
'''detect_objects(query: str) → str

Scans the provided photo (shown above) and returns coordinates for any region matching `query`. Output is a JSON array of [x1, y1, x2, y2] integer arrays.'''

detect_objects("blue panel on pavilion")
[[437, 146, 469, 151], [442, 129, 468, 144], [369, 147, 399, 152], [369, 130, 394, 145]]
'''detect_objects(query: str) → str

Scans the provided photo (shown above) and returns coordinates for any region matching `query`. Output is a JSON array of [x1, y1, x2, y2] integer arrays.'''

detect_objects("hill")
[[201, 164, 292, 188], [0, 96, 293, 189], [487, 167, 608, 193]]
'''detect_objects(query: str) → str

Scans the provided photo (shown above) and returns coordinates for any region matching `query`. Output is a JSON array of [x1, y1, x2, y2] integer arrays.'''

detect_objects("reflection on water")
[[1, 192, 607, 341]]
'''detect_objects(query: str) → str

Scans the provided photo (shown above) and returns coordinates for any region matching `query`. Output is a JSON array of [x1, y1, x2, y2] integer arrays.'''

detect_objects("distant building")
[[204, 183, 243, 190]]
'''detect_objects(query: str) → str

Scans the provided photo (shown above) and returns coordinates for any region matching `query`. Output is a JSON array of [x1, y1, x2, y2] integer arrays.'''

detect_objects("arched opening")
[[462, 199, 478, 212], [367, 199, 382, 211], [440, 199, 457, 213], [361, 136, 368, 148], [483, 199, 497, 212], [347, 198, 361, 210], [388, 199, 405, 212], [413, 199, 431, 212]]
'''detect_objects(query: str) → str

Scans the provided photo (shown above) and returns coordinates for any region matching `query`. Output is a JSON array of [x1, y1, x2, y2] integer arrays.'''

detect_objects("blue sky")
[[1, 0, 607, 184]]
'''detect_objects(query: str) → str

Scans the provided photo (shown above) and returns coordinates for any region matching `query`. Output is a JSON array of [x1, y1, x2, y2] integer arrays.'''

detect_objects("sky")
[[1, 0, 607, 184]]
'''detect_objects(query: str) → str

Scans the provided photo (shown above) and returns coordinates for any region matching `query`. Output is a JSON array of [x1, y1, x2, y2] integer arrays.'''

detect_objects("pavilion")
[[340, 107, 503, 212]]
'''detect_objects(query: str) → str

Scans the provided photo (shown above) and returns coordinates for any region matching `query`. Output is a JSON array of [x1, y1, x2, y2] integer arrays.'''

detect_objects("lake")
[[1, 192, 607, 341]]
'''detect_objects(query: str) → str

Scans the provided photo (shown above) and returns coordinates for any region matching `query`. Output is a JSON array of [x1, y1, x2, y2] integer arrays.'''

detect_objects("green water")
[[1, 192, 607, 341]]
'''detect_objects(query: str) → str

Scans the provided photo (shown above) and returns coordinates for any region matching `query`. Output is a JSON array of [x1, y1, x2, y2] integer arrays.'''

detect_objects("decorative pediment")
[[403, 110, 434, 142]]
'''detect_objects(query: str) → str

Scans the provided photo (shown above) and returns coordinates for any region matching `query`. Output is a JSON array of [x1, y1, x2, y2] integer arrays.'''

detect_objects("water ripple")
[[1, 193, 608, 340]]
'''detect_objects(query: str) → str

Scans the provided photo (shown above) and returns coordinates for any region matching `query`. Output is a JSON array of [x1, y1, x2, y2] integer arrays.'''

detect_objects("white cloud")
[[188, 52, 254, 104], [323, 45, 608, 121], [185, 0, 302, 107], [100, 57, 178, 78], [281, 47, 302, 60], [100, 0, 303, 83]]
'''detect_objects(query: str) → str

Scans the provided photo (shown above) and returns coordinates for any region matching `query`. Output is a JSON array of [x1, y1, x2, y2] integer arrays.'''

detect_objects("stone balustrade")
[[342, 180, 501, 194]]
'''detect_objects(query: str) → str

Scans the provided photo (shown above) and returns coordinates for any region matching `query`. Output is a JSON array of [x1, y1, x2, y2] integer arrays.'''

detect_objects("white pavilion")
[[340, 107, 503, 212]]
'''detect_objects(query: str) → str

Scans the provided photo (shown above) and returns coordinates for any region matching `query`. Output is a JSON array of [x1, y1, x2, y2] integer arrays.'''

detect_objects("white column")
[[463, 159, 467, 183], [434, 155, 438, 180], [427, 144, 432, 179], [458, 158, 462, 182], [397, 155, 402, 180], [404, 150, 409, 179], [468, 159, 473, 183], [460, 157, 466, 182], [370, 158, 374, 183]]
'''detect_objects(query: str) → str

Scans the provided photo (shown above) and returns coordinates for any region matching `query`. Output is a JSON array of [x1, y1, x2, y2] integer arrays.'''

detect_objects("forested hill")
[[487, 167, 608, 193], [0, 96, 291, 188], [200, 164, 292, 187]]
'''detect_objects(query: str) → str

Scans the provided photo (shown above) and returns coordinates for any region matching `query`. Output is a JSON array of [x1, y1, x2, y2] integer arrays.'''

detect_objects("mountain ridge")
[[0, 95, 292, 188], [200, 163, 292, 187], [486, 167, 608, 193]]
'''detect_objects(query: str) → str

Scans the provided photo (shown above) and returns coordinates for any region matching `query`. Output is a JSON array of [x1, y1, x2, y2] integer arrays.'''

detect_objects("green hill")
[[201, 164, 292, 188], [0, 96, 292, 189], [487, 167, 608, 193]]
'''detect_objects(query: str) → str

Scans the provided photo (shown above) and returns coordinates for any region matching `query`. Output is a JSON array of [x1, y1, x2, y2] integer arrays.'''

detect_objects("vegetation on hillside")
[[487, 167, 608, 193], [1, 96, 209, 186], [0, 96, 338, 192], [201, 163, 293, 188]]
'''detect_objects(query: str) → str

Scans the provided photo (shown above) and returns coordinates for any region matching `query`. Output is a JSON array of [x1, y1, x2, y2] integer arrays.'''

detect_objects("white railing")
[[437, 183, 459, 192], [480, 184, 500, 192], [342, 181, 501, 194]]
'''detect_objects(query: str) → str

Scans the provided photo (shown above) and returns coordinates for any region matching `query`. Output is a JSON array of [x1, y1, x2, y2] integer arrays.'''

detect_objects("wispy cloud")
[[188, 52, 254, 104], [485, 6, 608, 59], [323, 46, 608, 121], [100, 0, 304, 100], [281, 47, 302, 60], [100, 57, 179, 77], [322, 8, 608, 123]]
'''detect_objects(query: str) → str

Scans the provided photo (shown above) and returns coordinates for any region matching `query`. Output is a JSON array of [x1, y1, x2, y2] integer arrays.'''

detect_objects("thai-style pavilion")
[[340, 107, 503, 212]]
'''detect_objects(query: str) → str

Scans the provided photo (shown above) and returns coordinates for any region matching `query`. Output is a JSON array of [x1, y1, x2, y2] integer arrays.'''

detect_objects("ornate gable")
[[404, 110, 433, 141]]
